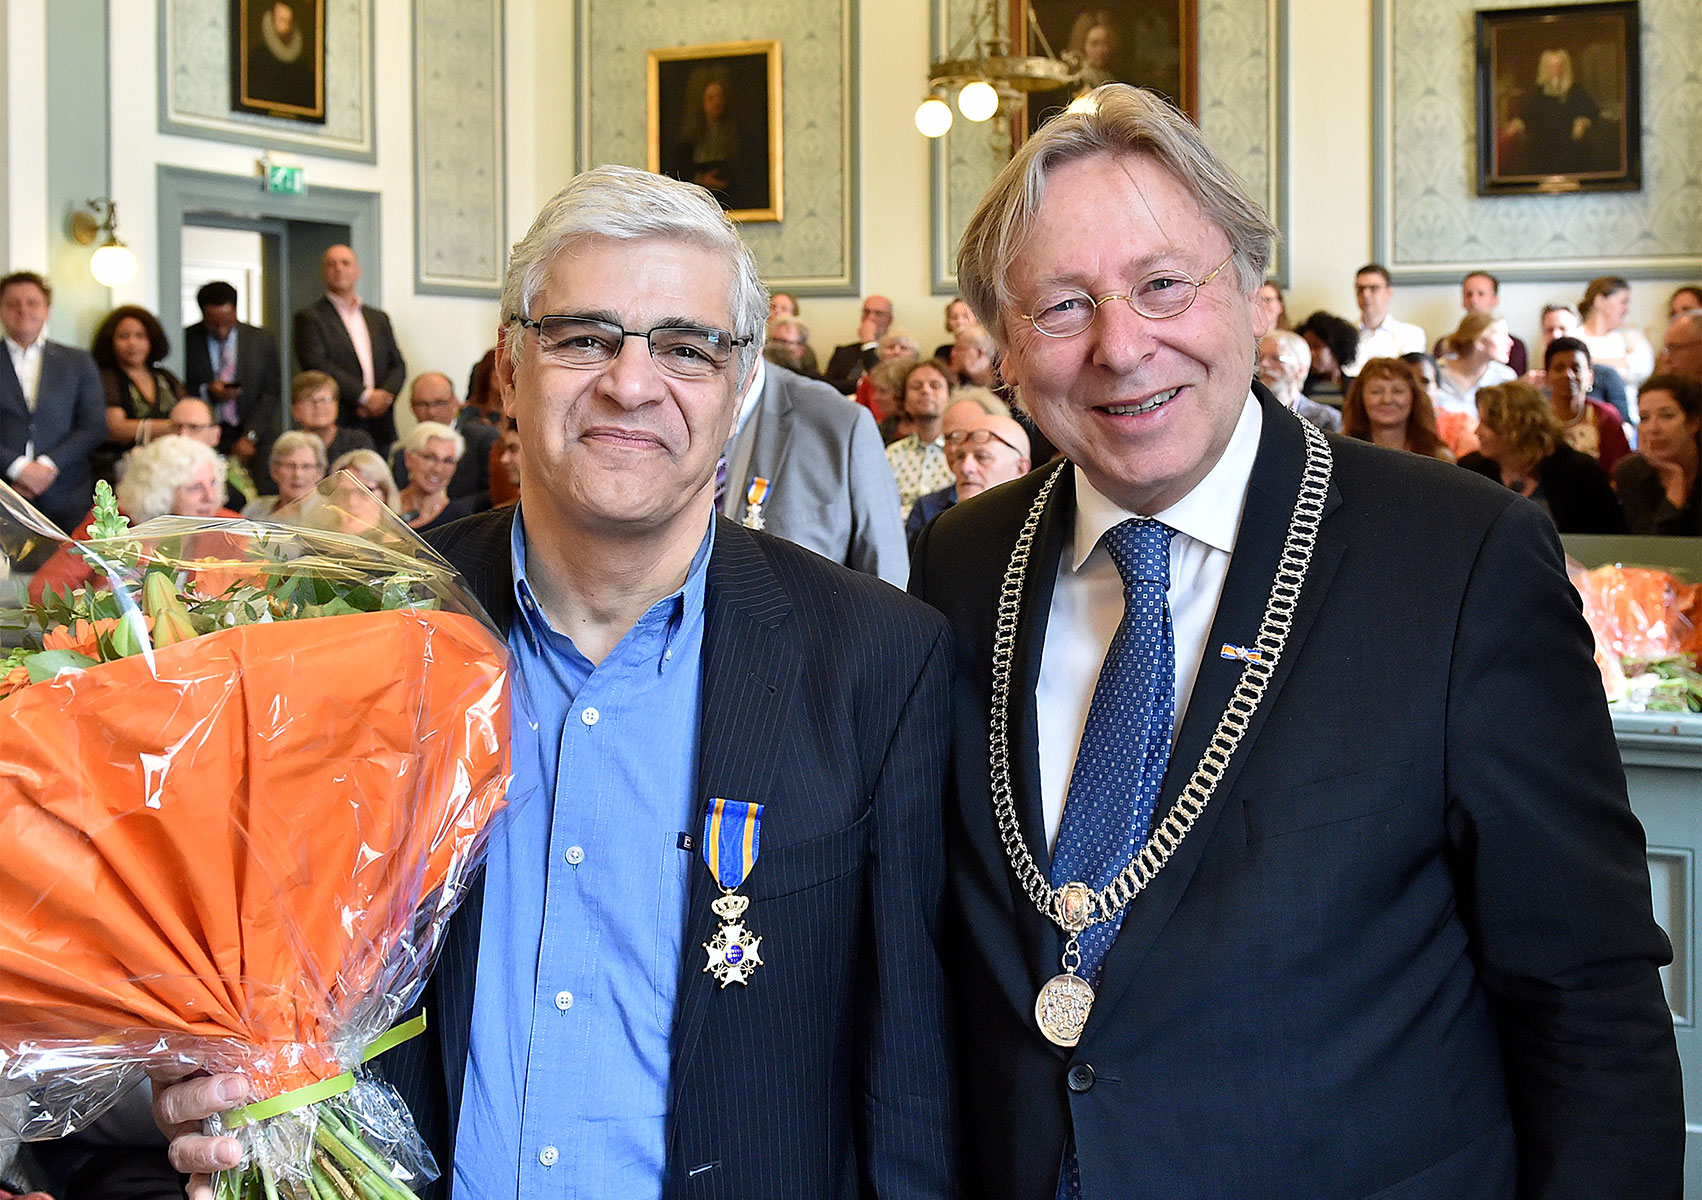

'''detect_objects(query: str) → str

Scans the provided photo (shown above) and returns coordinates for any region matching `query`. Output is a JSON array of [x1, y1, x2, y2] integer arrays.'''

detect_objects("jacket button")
[[1067, 1063, 1095, 1092]]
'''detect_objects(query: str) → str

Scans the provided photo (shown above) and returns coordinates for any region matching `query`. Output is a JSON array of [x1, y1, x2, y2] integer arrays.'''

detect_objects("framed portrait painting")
[[647, 40, 784, 223], [1018, 1, 1197, 140], [1476, 2, 1641, 195], [230, 0, 327, 123]]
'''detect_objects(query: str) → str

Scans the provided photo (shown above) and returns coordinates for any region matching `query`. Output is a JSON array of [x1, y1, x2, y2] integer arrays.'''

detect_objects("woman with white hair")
[[26, 435, 236, 603], [394, 420, 487, 532], [243, 430, 329, 519]]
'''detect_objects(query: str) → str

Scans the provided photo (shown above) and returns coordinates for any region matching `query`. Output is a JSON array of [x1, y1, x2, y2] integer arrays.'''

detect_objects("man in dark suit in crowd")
[[182, 280, 283, 493], [823, 293, 893, 393], [910, 84, 1681, 1200], [293, 244, 406, 451], [156, 166, 955, 1200], [719, 357, 908, 586], [387, 372, 498, 503], [0, 271, 104, 532]]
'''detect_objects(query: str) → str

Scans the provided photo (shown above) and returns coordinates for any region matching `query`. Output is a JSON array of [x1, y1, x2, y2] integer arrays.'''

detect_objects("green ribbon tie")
[[222, 1011, 429, 1129]]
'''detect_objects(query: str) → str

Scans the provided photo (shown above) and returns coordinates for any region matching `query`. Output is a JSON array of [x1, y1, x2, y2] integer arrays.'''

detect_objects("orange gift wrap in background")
[[0, 480, 511, 1200]]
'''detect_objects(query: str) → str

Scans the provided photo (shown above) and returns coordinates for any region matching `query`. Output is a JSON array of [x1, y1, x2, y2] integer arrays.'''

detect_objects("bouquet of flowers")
[[1569, 560, 1702, 712], [0, 478, 511, 1199]]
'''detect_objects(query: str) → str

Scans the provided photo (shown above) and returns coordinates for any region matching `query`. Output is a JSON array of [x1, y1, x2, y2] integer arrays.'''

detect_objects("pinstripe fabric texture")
[[381, 506, 957, 1199]]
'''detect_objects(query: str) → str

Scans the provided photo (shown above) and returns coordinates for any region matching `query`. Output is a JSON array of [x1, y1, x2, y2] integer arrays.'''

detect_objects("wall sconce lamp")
[[69, 198, 138, 289]]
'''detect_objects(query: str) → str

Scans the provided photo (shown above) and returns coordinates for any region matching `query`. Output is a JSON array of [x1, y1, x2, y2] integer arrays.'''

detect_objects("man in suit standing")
[[719, 358, 908, 586], [823, 294, 893, 394], [910, 85, 1681, 1199], [156, 166, 955, 1200], [182, 281, 283, 493], [0, 271, 104, 532], [293, 245, 406, 451]]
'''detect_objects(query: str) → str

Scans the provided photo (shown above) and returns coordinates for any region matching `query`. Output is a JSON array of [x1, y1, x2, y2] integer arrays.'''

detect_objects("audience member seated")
[[862, 358, 913, 438], [243, 429, 328, 519], [1668, 285, 1702, 319], [394, 420, 486, 533], [1614, 373, 1701, 536], [464, 347, 504, 427], [906, 409, 1031, 548], [495, 416, 521, 505], [293, 244, 406, 449], [1257, 280, 1288, 332], [287, 369, 376, 465], [328, 448, 401, 514], [1400, 350, 1475, 456], [1659, 309, 1702, 386], [28, 435, 238, 603], [768, 290, 798, 320], [1, 271, 105, 532], [1257, 329, 1340, 432], [1431, 272, 1528, 374], [950, 323, 1000, 391], [884, 357, 956, 518], [1458, 381, 1625, 534], [1295, 310, 1358, 400], [1578, 275, 1654, 390], [1435, 312, 1516, 418], [854, 332, 921, 413], [763, 314, 819, 377], [1544, 336, 1631, 475], [388, 372, 497, 501], [90, 304, 183, 484], [169, 397, 256, 510], [181, 280, 282, 490], [823, 293, 893, 393], [933, 296, 977, 359], [1536, 302, 1630, 420], [1349, 263, 1427, 373], [1342, 357, 1452, 461]]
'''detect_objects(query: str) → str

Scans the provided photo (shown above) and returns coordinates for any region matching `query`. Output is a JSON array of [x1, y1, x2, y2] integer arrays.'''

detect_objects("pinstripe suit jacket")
[[387, 506, 957, 1199]]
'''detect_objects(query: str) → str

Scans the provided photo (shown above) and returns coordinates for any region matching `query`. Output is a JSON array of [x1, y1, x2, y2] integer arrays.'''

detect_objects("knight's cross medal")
[[742, 476, 770, 530], [701, 797, 766, 987]]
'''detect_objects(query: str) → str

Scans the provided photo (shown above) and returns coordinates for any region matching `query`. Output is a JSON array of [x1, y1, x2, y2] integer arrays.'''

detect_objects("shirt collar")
[[509, 503, 716, 670], [326, 292, 361, 316], [1070, 391, 1263, 572], [5, 335, 42, 356]]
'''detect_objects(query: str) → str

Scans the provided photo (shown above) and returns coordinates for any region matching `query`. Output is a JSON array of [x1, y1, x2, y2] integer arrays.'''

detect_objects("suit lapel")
[[1085, 396, 1346, 1031], [0, 346, 26, 419], [668, 520, 800, 1098], [736, 371, 795, 519], [316, 297, 360, 360]]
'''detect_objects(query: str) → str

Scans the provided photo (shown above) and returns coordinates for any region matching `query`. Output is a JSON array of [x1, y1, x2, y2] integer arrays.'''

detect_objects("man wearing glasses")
[[906, 412, 1032, 548], [825, 295, 896, 393], [155, 166, 956, 1200], [910, 84, 1680, 1199]]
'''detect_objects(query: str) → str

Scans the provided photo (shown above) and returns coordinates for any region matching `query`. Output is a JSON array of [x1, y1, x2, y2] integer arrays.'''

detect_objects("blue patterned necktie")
[[1051, 517, 1175, 1200]]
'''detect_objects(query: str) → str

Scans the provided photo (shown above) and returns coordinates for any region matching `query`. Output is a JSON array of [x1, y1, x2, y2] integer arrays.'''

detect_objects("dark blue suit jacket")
[[0, 340, 106, 531], [910, 386, 1682, 1199], [384, 507, 957, 1199]]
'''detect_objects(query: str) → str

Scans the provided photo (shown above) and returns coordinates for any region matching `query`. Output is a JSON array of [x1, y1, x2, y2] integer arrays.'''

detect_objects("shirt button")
[[539, 1145, 559, 1166], [564, 845, 585, 865], [554, 990, 574, 1011], [581, 706, 600, 726]]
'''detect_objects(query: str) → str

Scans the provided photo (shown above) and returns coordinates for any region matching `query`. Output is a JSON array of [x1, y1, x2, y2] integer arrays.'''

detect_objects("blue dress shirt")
[[455, 508, 712, 1198]]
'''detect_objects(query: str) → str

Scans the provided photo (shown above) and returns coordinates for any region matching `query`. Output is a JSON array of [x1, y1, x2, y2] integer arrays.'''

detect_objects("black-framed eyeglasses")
[[944, 428, 1021, 454], [512, 314, 751, 379], [1019, 253, 1235, 339]]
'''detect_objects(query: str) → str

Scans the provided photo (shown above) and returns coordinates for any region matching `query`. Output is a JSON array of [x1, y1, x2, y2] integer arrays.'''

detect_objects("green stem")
[[312, 1122, 412, 1200], [259, 1160, 282, 1200], [318, 1107, 420, 1200]]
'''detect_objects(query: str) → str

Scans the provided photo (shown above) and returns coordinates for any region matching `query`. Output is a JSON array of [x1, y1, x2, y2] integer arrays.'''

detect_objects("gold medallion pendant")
[[1035, 972, 1095, 1047], [703, 892, 764, 987]]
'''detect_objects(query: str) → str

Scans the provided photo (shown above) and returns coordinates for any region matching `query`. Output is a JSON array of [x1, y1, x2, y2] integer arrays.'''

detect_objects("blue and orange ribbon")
[[745, 477, 771, 510], [702, 797, 764, 891]]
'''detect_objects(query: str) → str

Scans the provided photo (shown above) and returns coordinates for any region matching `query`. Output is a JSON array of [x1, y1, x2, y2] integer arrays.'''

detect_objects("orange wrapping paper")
[[0, 607, 508, 1095]]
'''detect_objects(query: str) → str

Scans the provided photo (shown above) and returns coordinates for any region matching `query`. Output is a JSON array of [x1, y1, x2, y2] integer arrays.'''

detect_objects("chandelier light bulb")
[[957, 80, 1000, 123], [915, 97, 954, 138], [90, 241, 137, 289]]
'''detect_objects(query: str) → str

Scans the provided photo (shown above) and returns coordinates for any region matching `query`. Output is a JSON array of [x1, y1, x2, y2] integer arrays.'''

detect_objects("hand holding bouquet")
[[0, 479, 511, 1199]]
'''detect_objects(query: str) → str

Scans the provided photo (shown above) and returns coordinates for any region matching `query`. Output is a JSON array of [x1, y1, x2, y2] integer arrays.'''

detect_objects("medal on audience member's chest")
[[742, 476, 770, 530], [701, 797, 766, 987]]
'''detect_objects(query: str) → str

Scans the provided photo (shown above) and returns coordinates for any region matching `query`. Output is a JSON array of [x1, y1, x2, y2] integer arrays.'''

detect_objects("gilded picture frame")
[[230, 0, 327, 124], [647, 39, 784, 223]]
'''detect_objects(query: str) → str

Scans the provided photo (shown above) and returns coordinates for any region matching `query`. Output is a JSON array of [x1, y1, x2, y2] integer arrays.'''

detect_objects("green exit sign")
[[265, 165, 305, 195]]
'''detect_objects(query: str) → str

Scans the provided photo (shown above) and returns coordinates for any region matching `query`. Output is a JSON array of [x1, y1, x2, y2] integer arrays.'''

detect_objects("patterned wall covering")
[[577, 0, 858, 293], [162, 0, 375, 161], [1376, 0, 1702, 279], [413, 0, 505, 296], [933, 0, 1282, 293]]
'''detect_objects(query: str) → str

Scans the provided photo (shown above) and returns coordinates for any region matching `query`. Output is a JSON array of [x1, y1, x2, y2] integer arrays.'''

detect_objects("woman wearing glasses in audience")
[[1458, 381, 1624, 534], [89, 305, 185, 482], [394, 421, 486, 533], [243, 430, 328, 520], [1614, 373, 1702, 536], [1341, 357, 1453, 462]]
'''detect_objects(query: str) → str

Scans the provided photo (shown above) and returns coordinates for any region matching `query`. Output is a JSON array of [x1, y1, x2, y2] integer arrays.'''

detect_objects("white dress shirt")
[[1349, 315, 1427, 375], [1036, 394, 1263, 849], [5, 335, 46, 477]]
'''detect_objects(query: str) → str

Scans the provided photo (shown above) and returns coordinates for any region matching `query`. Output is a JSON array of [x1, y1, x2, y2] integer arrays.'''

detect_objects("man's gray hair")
[[501, 164, 769, 378], [115, 435, 224, 523], [1264, 327, 1310, 371], [957, 84, 1278, 344]]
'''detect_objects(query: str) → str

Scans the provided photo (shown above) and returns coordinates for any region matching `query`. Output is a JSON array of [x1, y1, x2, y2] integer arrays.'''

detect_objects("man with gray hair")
[[1255, 328, 1339, 432], [909, 83, 1679, 1199], [155, 165, 955, 1200], [1659, 308, 1702, 385]]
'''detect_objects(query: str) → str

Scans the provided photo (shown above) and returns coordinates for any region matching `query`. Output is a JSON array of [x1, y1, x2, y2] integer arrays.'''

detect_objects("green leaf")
[[25, 648, 97, 683]]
